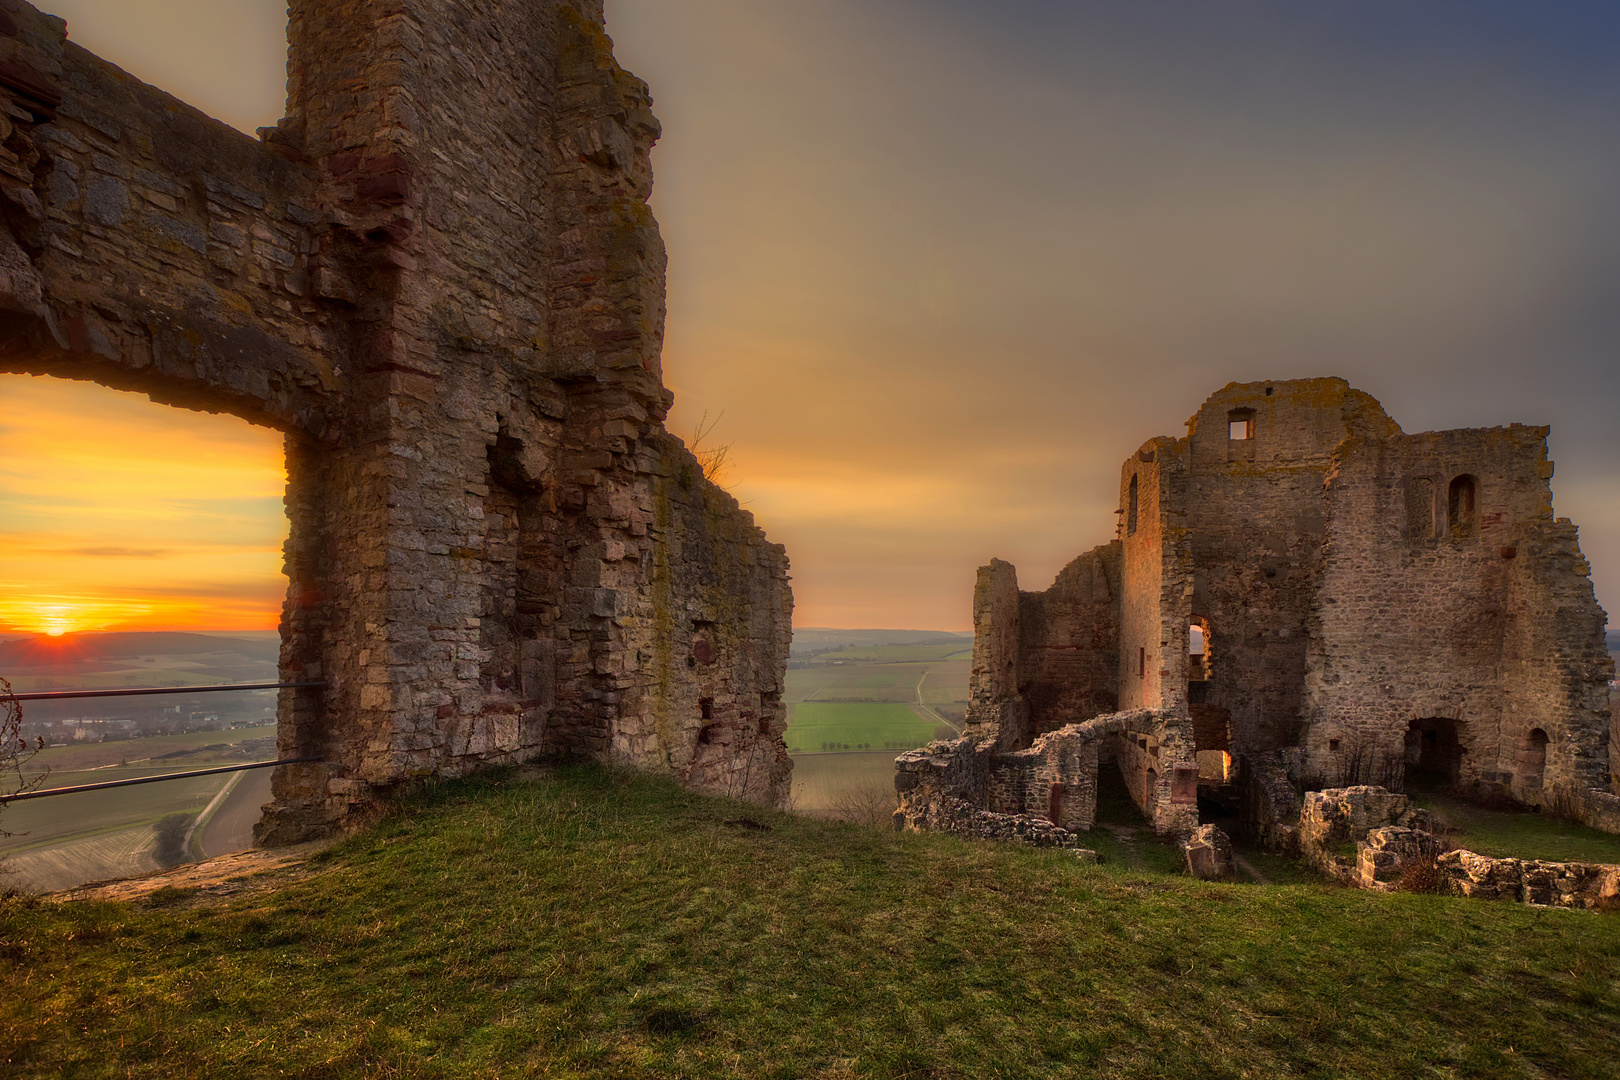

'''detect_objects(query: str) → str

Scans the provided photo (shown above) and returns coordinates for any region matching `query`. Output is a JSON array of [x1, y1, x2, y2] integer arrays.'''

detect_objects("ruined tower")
[[899, 378, 1618, 839], [0, 0, 793, 840]]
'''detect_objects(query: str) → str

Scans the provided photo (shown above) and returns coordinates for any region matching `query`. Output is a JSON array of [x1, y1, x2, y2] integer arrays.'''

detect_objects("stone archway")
[[0, 0, 792, 840]]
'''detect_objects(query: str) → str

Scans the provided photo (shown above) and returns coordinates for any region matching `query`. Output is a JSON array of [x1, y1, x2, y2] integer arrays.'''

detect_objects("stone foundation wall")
[[1438, 849, 1620, 910], [1239, 750, 1302, 854], [895, 708, 1197, 840]]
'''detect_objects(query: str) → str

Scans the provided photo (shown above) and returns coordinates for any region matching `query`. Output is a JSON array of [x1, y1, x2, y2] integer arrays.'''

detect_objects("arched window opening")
[[1405, 477, 1435, 539], [1187, 619, 1212, 683], [1448, 475, 1478, 537], [1126, 474, 1139, 536]]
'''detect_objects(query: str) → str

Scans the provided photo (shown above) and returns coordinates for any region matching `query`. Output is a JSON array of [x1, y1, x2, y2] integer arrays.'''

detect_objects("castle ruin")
[[897, 378, 1619, 842], [0, 0, 792, 841]]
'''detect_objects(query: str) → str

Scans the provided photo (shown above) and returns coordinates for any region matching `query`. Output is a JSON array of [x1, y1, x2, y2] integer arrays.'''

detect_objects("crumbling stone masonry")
[[0, 1, 792, 841], [899, 379, 1616, 842]]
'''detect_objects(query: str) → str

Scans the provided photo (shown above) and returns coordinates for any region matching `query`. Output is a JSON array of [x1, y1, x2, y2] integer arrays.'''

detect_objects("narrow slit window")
[[1138, 646, 1146, 679], [1448, 474, 1478, 537], [1126, 474, 1139, 536]]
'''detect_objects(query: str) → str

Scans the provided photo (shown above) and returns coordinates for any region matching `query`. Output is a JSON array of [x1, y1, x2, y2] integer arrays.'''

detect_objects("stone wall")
[[957, 377, 1614, 840], [1304, 419, 1613, 817], [1183, 380, 1396, 756], [895, 708, 1197, 839], [1015, 545, 1121, 739], [0, 0, 791, 840], [1438, 849, 1620, 910], [963, 559, 1025, 749]]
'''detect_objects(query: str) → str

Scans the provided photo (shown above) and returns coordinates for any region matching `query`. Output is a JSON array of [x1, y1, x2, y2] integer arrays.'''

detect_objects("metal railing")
[[0, 680, 326, 804], [2, 756, 323, 803], [8, 680, 325, 703]]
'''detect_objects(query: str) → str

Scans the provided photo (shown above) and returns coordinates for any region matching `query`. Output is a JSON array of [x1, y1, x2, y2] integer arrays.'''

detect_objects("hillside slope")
[[2, 766, 1617, 1079]]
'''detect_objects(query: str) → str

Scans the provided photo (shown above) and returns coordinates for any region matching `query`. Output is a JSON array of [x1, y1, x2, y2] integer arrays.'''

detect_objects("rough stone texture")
[[1181, 824, 1234, 880], [1240, 749, 1302, 855], [895, 707, 1198, 840], [952, 378, 1615, 837], [1355, 826, 1450, 890], [1298, 785, 1433, 877], [1436, 849, 1620, 910], [0, 1, 791, 840]]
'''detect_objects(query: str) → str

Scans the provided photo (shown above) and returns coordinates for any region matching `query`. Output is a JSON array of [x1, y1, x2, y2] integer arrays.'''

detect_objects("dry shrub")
[[828, 782, 898, 829], [1396, 854, 1448, 895], [1, 678, 45, 839]]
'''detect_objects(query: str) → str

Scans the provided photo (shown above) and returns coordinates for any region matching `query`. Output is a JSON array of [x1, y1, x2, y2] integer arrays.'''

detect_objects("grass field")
[[1411, 791, 1620, 864], [785, 703, 944, 754], [788, 751, 900, 814], [3, 765, 1616, 1079]]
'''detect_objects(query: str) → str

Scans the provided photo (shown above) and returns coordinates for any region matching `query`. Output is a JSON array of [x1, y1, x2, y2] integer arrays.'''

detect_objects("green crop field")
[[785, 702, 945, 754]]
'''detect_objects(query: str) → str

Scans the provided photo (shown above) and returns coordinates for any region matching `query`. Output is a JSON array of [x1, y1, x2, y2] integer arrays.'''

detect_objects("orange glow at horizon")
[[0, 375, 287, 636]]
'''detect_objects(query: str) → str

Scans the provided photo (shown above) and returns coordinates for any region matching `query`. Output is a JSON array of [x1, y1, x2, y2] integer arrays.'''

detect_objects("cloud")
[[64, 546, 175, 559]]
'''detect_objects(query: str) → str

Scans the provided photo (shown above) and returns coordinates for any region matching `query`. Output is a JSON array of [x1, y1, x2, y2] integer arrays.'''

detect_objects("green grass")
[[1411, 792, 1620, 864], [2, 765, 1618, 1078], [786, 703, 942, 753]]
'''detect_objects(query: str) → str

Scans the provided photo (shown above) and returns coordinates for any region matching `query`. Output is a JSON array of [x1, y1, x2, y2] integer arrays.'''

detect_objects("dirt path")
[[1232, 852, 1271, 885], [1103, 825, 1147, 869], [197, 767, 272, 859], [57, 839, 336, 906], [912, 670, 961, 736]]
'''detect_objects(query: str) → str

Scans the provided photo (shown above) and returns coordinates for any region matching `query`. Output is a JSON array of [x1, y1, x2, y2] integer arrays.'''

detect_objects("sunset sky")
[[3, 0, 1619, 635]]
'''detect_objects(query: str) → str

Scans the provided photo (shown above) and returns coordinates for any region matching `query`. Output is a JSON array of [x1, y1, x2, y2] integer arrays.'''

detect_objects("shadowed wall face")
[[0, 0, 792, 839]]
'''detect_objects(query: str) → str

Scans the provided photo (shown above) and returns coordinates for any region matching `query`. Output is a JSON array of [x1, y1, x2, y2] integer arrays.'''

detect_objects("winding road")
[[196, 767, 273, 859]]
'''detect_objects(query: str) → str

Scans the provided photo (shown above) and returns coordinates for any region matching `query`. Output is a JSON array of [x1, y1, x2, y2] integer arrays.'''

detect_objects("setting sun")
[[0, 377, 287, 636]]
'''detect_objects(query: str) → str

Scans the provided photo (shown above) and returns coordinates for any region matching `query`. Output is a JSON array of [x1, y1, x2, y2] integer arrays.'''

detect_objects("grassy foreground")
[[3, 766, 1618, 1079]]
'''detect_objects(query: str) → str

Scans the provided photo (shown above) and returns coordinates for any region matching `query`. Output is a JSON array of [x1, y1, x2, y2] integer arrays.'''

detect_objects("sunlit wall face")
[[0, 376, 287, 635], [3, 0, 1617, 633]]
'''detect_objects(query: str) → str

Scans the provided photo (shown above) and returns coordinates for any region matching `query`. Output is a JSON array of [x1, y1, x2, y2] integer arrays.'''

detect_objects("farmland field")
[[0, 725, 278, 892], [785, 703, 947, 754], [788, 750, 900, 814], [784, 639, 970, 762]]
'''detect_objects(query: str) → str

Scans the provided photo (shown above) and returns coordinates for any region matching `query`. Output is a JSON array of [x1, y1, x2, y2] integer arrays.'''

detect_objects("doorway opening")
[[1405, 717, 1465, 787]]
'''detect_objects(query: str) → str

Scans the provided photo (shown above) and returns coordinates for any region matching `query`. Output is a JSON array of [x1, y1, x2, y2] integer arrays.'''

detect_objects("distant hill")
[[791, 627, 972, 659], [0, 632, 278, 670]]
